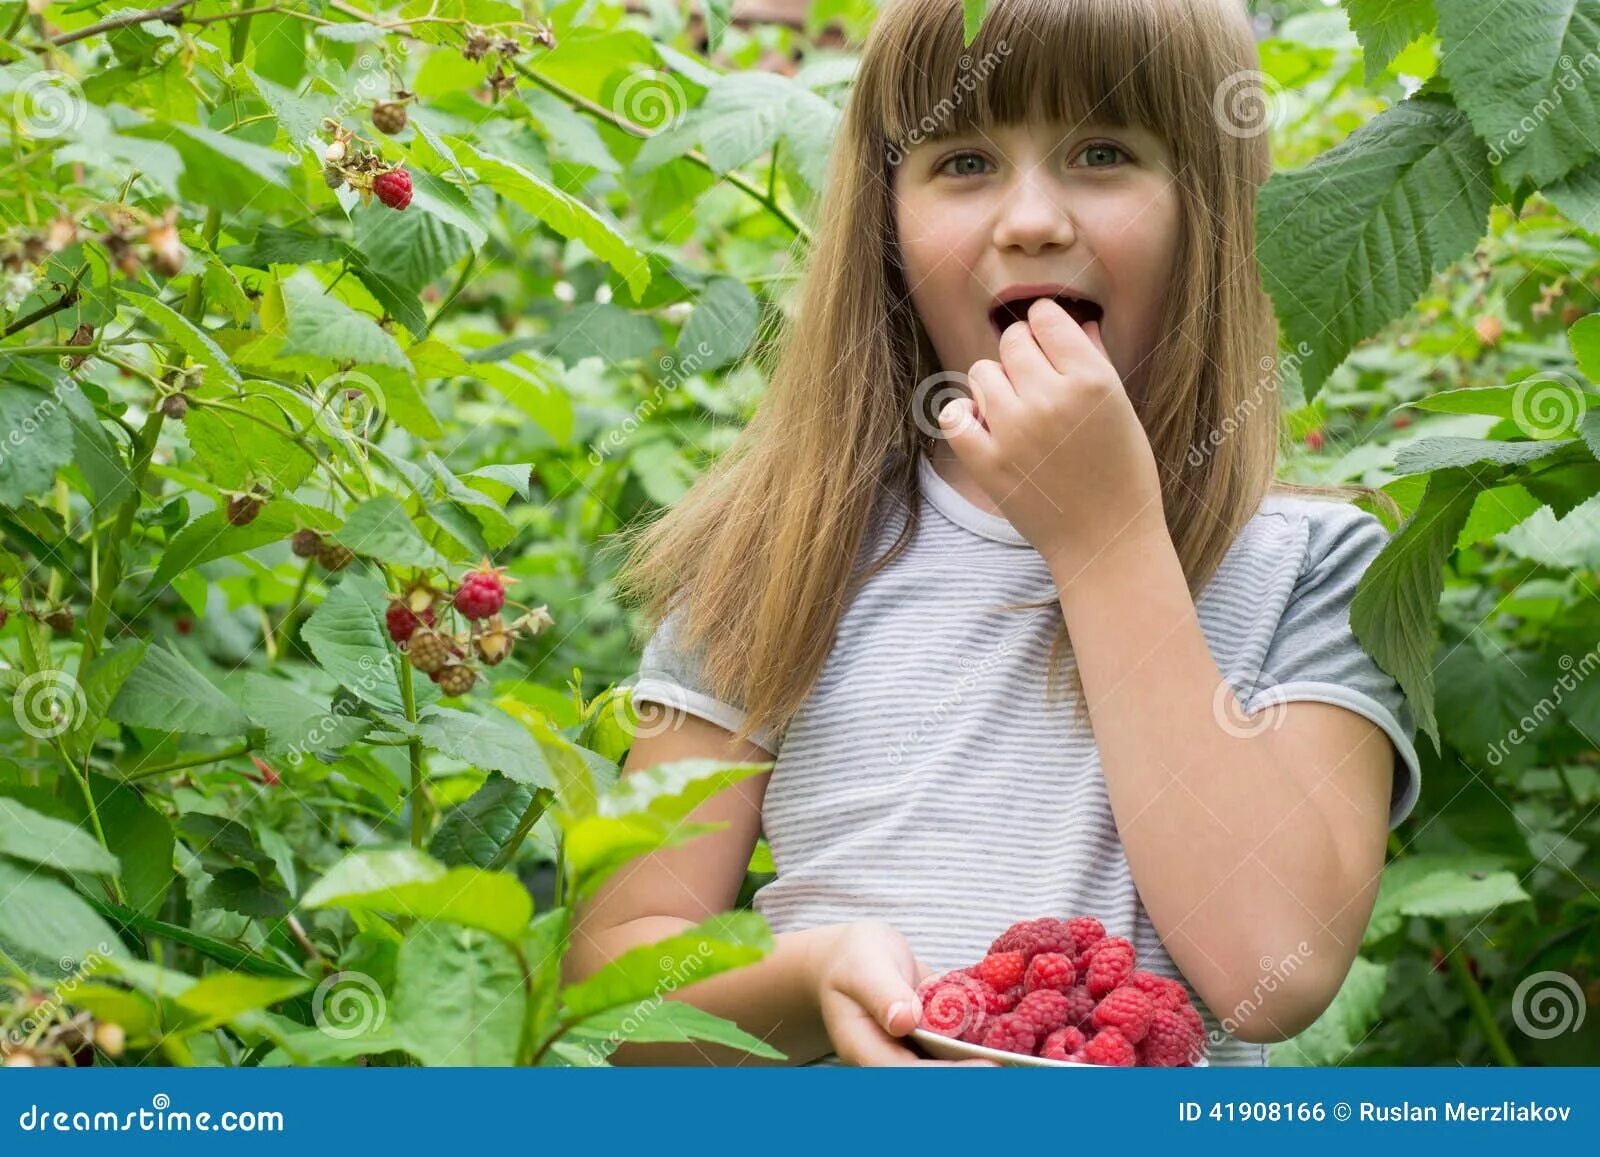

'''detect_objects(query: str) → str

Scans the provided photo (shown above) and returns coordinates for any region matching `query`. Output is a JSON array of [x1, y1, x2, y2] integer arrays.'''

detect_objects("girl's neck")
[[926, 442, 1004, 517]]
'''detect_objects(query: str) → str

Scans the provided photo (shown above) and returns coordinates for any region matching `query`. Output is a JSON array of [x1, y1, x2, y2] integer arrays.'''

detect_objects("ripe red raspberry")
[[1079, 1027, 1137, 1067], [1176, 1003, 1205, 1041], [1091, 986, 1154, 1043], [1013, 989, 1071, 1036], [1139, 1007, 1207, 1066], [1040, 1025, 1087, 1061], [1023, 951, 1076, 994], [978, 1012, 1037, 1056], [973, 951, 1025, 992], [406, 629, 453, 674], [374, 167, 412, 210], [917, 978, 986, 1041], [431, 662, 477, 695], [1084, 936, 1135, 997], [1127, 970, 1188, 1012], [1064, 916, 1106, 956], [385, 601, 435, 644], [453, 563, 507, 620], [990, 917, 1073, 962], [1063, 984, 1097, 1029]]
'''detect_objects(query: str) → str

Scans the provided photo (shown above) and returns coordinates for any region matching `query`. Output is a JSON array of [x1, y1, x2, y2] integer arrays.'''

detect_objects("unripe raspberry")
[[160, 393, 188, 420], [44, 606, 74, 634], [474, 615, 514, 665], [432, 662, 476, 696], [291, 529, 323, 558], [317, 542, 356, 572], [406, 629, 452, 674], [323, 165, 345, 189], [371, 100, 408, 134]]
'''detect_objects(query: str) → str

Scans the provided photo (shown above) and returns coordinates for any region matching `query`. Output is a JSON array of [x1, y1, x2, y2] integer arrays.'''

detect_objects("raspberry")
[[1023, 952, 1076, 994], [973, 951, 1025, 992], [1091, 986, 1154, 1043], [989, 918, 1073, 962], [385, 601, 435, 644], [453, 562, 507, 620], [371, 100, 408, 134], [1139, 1006, 1207, 1067], [374, 167, 412, 210], [1079, 1027, 1137, 1067], [985, 983, 1022, 1014], [161, 393, 188, 420], [432, 662, 477, 695], [978, 1012, 1037, 1056], [1127, 970, 1188, 1012], [43, 606, 74, 634], [406, 629, 453, 674], [291, 529, 323, 558], [1084, 936, 1135, 997], [1062, 984, 1097, 1029], [1063, 916, 1106, 957], [1013, 989, 1072, 1036], [226, 492, 263, 526], [317, 542, 356, 571], [1040, 1025, 1087, 1061], [918, 978, 986, 1041]]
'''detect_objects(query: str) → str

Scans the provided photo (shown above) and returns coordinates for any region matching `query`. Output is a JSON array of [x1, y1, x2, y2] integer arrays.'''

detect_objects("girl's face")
[[892, 117, 1182, 403]]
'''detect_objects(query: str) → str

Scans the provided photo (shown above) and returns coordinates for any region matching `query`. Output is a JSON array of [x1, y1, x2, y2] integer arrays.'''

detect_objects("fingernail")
[[885, 1000, 905, 1027]]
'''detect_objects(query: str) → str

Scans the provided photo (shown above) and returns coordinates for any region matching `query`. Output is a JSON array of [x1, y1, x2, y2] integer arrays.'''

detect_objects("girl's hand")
[[809, 921, 998, 1066], [938, 297, 1167, 571]]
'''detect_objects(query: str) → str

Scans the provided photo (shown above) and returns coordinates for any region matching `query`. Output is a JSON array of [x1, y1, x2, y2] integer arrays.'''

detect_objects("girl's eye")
[[936, 151, 992, 178], [1076, 142, 1129, 168]]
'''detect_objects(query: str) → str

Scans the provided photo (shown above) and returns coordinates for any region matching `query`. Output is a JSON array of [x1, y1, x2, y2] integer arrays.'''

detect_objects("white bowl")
[[909, 1028, 1092, 1067]]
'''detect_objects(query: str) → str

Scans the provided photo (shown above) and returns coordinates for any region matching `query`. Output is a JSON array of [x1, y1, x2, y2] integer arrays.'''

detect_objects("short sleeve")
[[1244, 504, 1422, 829], [629, 606, 782, 754]]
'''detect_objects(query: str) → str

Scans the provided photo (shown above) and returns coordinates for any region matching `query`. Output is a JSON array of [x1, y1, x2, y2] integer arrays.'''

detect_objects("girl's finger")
[[997, 315, 1057, 396], [1027, 297, 1108, 377]]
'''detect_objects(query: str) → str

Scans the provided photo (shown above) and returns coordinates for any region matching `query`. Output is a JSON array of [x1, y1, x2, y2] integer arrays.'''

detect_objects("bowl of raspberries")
[[909, 915, 1208, 1067]]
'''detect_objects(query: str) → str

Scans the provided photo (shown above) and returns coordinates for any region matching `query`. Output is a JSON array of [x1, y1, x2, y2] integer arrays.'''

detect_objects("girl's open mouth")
[[989, 294, 1104, 339]]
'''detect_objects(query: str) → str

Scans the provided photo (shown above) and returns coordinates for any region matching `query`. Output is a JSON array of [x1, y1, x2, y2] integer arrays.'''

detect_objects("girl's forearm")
[[564, 915, 843, 1066]]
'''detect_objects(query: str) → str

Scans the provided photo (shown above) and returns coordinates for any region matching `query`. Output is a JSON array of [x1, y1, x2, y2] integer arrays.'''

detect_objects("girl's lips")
[[988, 294, 1104, 338]]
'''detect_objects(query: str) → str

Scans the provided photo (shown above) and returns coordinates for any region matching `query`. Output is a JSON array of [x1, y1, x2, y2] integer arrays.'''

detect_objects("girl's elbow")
[[1214, 966, 1345, 1045]]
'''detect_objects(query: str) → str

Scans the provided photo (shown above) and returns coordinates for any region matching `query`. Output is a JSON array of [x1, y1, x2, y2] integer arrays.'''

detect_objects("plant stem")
[[82, 409, 164, 667], [272, 559, 316, 661], [41, 1, 202, 49], [487, 788, 555, 871], [1446, 946, 1519, 1066], [123, 741, 253, 783], [2, 264, 87, 336]]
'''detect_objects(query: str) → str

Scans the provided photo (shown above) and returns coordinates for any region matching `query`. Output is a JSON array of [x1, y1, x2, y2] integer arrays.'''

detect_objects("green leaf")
[[395, 921, 526, 1065], [521, 907, 569, 1056], [595, 758, 772, 823], [1395, 435, 1577, 473], [148, 504, 336, 592], [299, 571, 406, 714], [1436, 0, 1600, 187], [429, 773, 544, 868], [116, 287, 242, 387], [173, 974, 313, 1031], [1455, 484, 1545, 547], [121, 119, 294, 210], [1350, 467, 1485, 750], [183, 397, 318, 490], [1258, 97, 1494, 397], [962, 0, 990, 45], [0, 798, 118, 874], [197, 867, 291, 921], [470, 360, 575, 445], [66, 638, 148, 762], [0, 387, 75, 506], [561, 813, 723, 902], [497, 699, 599, 817], [329, 496, 453, 568], [351, 200, 472, 293], [447, 137, 650, 300], [1571, 314, 1600, 382], [703, 0, 732, 54], [1344, 0, 1438, 83], [277, 269, 411, 369], [1366, 853, 1531, 942], [1545, 155, 1600, 233], [240, 671, 374, 759], [414, 705, 556, 788], [303, 848, 533, 940], [558, 911, 772, 1021], [1269, 956, 1388, 1065], [0, 859, 128, 981], [677, 276, 758, 371], [107, 641, 252, 737], [573, 998, 785, 1059], [57, 774, 174, 920]]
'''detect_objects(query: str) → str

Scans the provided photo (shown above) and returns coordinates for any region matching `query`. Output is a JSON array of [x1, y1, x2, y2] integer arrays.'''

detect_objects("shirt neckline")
[[916, 449, 1031, 547]]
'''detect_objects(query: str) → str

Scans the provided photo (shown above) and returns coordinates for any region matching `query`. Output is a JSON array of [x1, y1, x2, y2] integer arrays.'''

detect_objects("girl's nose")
[[991, 165, 1076, 254]]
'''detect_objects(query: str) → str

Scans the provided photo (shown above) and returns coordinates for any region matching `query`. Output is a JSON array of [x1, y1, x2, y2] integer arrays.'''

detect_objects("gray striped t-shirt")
[[630, 450, 1423, 1066]]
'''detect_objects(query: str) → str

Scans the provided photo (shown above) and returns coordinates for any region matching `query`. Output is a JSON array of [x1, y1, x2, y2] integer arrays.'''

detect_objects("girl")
[[568, 0, 1422, 1067]]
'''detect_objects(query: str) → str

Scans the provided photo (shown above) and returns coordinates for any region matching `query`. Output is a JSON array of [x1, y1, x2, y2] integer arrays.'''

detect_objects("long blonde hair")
[[613, 0, 1393, 746]]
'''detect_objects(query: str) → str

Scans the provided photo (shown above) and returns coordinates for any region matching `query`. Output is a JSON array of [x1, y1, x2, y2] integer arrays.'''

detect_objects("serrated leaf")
[[1366, 852, 1530, 942], [116, 288, 242, 386], [430, 773, 543, 868], [299, 571, 407, 714], [414, 706, 556, 788], [0, 859, 129, 981], [1258, 97, 1494, 397], [183, 397, 318, 490], [107, 642, 251, 737], [1395, 436, 1576, 474], [303, 848, 532, 940], [1344, 0, 1438, 83], [278, 269, 410, 369], [395, 921, 525, 1065], [677, 276, 757, 371], [329, 496, 452, 568], [0, 798, 118, 874], [0, 387, 75, 506]]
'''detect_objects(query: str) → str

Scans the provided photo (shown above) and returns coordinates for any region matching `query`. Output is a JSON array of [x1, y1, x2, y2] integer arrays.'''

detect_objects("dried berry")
[[371, 100, 408, 134], [317, 542, 356, 572], [44, 605, 74, 634], [160, 393, 188, 420], [291, 529, 324, 558], [226, 492, 264, 526]]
